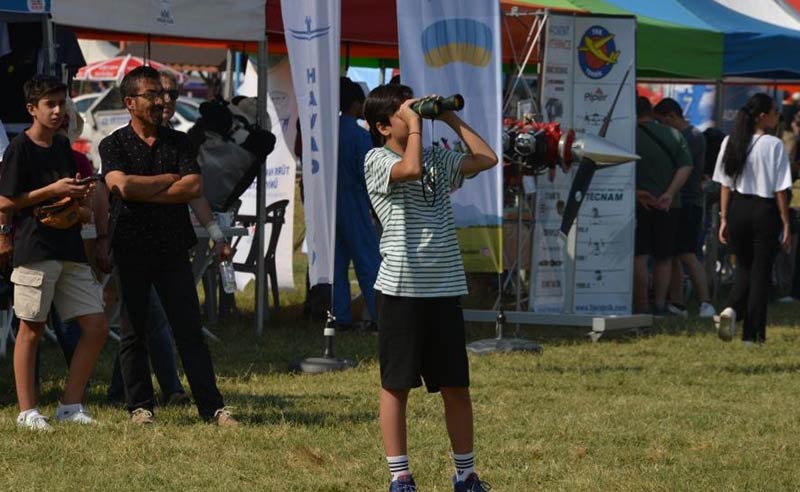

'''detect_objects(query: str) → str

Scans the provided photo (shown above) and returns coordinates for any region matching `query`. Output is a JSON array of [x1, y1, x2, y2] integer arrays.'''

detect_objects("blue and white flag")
[[398, 0, 504, 273], [282, 0, 340, 286]]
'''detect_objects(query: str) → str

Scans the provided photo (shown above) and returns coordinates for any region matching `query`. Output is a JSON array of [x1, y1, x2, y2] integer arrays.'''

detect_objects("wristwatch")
[[0, 224, 11, 234]]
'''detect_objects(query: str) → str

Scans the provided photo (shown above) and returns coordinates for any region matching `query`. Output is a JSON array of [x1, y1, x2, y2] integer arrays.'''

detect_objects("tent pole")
[[255, 36, 269, 336], [225, 49, 235, 99]]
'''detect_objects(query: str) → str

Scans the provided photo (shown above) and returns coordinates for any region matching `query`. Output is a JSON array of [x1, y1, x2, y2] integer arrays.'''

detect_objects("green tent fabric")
[[513, 0, 723, 79]]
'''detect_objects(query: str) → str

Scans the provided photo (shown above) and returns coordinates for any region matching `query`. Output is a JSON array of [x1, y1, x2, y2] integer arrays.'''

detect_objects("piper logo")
[[584, 88, 608, 103]]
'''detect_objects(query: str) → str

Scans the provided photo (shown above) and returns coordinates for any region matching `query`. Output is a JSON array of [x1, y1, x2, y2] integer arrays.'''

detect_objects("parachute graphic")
[[422, 18, 493, 68]]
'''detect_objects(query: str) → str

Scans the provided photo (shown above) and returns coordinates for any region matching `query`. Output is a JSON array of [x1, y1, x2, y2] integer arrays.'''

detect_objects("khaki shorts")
[[11, 260, 105, 323]]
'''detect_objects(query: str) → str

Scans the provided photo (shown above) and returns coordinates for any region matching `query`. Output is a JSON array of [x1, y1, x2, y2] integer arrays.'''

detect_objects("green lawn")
[[1, 293, 800, 491]]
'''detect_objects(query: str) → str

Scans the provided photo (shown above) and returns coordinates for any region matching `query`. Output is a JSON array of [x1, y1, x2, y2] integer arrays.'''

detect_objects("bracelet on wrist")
[[408, 131, 422, 137]]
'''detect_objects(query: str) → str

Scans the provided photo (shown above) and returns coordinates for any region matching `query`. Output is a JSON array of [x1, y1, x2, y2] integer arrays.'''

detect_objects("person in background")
[[333, 77, 381, 330], [0, 75, 108, 431], [653, 98, 716, 318], [714, 93, 792, 344], [633, 97, 693, 316], [98, 69, 232, 407]]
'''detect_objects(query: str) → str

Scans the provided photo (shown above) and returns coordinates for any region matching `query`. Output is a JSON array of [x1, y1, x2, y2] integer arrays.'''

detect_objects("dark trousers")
[[115, 251, 223, 419], [727, 193, 781, 342]]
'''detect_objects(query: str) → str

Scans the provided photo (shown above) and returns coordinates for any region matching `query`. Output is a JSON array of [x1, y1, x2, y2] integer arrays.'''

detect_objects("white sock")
[[387, 455, 411, 481], [56, 402, 82, 418], [453, 451, 475, 481], [18, 408, 41, 420]]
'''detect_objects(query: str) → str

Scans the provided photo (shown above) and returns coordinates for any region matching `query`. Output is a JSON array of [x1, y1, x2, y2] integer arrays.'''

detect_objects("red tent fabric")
[[785, 0, 800, 14]]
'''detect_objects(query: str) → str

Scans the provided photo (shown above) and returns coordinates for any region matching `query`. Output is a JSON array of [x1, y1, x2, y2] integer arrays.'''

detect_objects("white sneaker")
[[699, 302, 717, 318], [777, 296, 797, 304], [16, 409, 54, 432], [717, 307, 736, 342], [56, 403, 96, 425], [668, 304, 689, 318]]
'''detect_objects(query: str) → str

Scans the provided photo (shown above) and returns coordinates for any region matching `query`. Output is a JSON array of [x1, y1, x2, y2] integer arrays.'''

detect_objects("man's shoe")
[[653, 304, 677, 318], [717, 307, 736, 342], [389, 474, 417, 492], [698, 302, 716, 318], [212, 407, 239, 427], [16, 409, 53, 432], [453, 473, 491, 492], [130, 408, 155, 425], [164, 391, 191, 407], [668, 304, 689, 318], [778, 296, 797, 303], [56, 403, 96, 425]]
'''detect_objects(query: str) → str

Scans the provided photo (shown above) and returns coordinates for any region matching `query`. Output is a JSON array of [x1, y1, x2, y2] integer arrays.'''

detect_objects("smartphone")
[[75, 175, 100, 185]]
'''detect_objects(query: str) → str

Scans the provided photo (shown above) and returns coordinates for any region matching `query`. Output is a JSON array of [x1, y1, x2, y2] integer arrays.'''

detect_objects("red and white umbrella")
[[75, 55, 186, 83]]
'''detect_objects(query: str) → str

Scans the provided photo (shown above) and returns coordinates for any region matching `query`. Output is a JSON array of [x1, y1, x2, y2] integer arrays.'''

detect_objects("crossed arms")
[[103, 171, 201, 204]]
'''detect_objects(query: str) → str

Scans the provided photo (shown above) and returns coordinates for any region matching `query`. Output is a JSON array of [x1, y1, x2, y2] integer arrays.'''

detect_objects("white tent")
[[711, 0, 800, 30], [51, 0, 272, 334], [76, 39, 120, 64]]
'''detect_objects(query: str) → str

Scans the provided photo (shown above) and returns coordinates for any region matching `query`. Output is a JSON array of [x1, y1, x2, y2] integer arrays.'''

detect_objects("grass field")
[[1, 286, 800, 492]]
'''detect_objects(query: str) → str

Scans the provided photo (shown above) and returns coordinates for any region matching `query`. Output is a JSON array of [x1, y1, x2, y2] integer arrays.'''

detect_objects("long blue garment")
[[333, 114, 381, 324]]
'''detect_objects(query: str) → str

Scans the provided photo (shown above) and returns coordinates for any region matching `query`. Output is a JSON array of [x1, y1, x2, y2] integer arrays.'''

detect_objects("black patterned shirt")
[[99, 124, 199, 258]]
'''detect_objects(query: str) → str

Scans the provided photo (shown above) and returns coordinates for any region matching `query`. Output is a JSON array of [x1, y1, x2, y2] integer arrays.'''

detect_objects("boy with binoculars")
[[363, 84, 497, 492]]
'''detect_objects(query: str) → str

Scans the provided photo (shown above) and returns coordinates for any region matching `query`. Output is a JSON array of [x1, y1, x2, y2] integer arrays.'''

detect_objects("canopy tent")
[[606, 0, 800, 80], [709, 0, 800, 30], [76, 39, 120, 65], [51, 0, 273, 334]]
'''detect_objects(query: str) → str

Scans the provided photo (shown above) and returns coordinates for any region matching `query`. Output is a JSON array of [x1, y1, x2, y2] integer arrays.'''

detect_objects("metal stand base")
[[290, 356, 355, 373], [291, 312, 356, 373], [466, 310, 544, 355], [467, 337, 543, 355]]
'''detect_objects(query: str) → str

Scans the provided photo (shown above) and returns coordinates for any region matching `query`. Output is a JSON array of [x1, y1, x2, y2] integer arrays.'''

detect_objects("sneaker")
[[653, 305, 677, 318], [778, 296, 797, 304], [389, 475, 417, 492], [668, 304, 689, 318], [16, 409, 53, 432], [212, 407, 239, 427], [453, 472, 491, 492], [164, 391, 191, 407], [130, 408, 155, 425], [56, 403, 96, 425], [717, 307, 736, 342], [698, 302, 717, 318]]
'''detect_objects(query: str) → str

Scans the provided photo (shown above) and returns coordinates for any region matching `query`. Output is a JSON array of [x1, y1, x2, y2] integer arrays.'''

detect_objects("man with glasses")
[[98, 66, 236, 426]]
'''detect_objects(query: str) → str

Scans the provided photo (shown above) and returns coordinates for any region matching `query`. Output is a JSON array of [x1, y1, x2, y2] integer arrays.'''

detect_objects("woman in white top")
[[713, 93, 792, 343]]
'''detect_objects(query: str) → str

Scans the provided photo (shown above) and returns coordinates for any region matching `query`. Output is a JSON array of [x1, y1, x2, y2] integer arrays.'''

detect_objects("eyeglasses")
[[130, 90, 179, 102]]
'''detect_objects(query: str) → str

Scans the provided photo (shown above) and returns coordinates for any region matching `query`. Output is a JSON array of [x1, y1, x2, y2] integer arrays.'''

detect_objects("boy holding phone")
[[0, 75, 108, 431]]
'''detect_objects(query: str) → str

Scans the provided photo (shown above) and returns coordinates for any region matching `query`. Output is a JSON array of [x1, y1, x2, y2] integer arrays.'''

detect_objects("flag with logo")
[[398, 0, 503, 273], [281, 0, 340, 286]]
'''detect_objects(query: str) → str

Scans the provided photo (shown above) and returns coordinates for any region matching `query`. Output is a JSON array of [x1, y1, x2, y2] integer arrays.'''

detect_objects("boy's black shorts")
[[674, 205, 703, 255], [376, 292, 469, 393], [635, 206, 679, 260]]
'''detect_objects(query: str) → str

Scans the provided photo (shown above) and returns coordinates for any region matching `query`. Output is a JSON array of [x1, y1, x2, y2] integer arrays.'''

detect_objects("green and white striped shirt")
[[364, 145, 467, 297]]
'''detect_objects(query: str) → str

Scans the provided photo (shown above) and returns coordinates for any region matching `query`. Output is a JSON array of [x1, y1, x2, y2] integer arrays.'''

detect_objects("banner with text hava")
[[530, 14, 636, 315], [398, 0, 503, 273], [282, 0, 341, 286], [236, 57, 297, 289]]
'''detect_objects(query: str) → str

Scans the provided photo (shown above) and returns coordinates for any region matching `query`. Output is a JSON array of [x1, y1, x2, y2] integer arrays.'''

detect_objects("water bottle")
[[219, 260, 236, 294]]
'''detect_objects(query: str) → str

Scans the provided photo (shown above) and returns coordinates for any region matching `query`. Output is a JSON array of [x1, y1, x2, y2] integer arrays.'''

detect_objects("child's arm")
[[440, 112, 498, 175], [0, 176, 90, 213], [389, 99, 424, 183]]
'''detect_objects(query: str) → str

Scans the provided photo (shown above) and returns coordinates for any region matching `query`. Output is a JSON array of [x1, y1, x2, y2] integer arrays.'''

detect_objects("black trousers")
[[727, 193, 781, 342], [115, 251, 224, 419]]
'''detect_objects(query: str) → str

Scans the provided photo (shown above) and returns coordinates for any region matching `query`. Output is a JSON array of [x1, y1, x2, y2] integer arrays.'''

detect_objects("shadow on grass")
[[721, 362, 800, 375]]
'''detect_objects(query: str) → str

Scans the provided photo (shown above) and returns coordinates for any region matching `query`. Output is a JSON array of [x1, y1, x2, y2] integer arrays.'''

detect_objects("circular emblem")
[[577, 25, 620, 80]]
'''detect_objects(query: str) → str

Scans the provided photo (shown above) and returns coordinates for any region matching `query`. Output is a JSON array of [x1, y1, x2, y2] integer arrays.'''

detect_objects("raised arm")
[[389, 99, 424, 183], [440, 112, 498, 176]]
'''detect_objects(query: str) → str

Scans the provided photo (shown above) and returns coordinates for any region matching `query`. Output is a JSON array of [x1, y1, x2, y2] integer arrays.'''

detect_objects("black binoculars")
[[411, 94, 465, 119]]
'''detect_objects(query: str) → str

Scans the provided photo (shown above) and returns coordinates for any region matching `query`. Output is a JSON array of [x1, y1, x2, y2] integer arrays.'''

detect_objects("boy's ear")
[[376, 120, 391, 138], [26, 102, 37, 117]]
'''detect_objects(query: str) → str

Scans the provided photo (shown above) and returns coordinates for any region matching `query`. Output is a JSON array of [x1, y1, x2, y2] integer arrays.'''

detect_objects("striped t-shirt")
[[364, 145, 467, 297]]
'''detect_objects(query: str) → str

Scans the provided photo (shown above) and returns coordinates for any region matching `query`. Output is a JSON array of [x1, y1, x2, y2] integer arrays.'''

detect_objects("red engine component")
[[502, 118, 576, 176]]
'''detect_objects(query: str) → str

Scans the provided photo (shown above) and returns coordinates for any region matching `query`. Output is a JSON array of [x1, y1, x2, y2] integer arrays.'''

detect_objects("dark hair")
[[340, 77, 365, 112], [636, 96, 653, 117], [363, 83, 414, 144], [722, 92, 774, 178], [653, 97, 683, 118], [119, 66, 161, 102], [23, 74, 67, 106]]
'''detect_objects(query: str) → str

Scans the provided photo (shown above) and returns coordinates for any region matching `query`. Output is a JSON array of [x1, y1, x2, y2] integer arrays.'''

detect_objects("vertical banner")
[[531, 14, 636, 315], [282, 0, 340, 286], [398, 0, 503, 273], [236, 58, 297, 289]]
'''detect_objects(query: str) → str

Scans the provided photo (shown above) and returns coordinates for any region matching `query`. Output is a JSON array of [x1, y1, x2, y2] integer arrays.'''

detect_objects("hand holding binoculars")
[[411, 94, 465, 119]]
